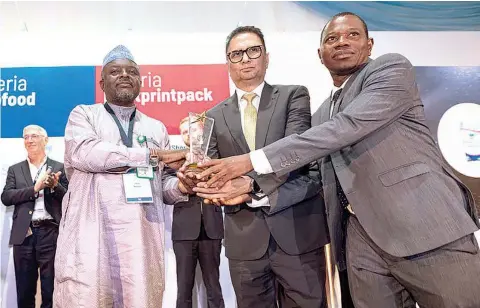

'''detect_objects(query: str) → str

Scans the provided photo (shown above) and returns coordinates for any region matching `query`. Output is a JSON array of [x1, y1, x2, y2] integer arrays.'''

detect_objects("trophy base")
[[185, 163, 204, 172], [185, 163, 206, 177]]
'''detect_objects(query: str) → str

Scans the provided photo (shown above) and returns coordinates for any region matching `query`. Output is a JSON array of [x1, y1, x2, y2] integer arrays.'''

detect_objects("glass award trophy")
[[185, 111, 214, 174]]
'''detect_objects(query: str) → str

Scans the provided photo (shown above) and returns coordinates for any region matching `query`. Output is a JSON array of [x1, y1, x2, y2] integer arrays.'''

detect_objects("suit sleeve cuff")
[[249, 150, 274, 175]]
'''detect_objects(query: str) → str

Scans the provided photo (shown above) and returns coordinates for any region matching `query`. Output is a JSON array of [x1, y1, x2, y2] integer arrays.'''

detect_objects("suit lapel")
[[21, 160, 34, 186], [255, 84, 278, 150], [221, 94, 250, 154], [332, 61, 371, 116]]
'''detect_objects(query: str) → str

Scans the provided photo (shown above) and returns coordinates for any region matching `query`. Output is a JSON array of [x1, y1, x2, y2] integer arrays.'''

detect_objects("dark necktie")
[[330, 88, 343, 118], [332, 88, 342, 104], [330, 89, 352, 211]]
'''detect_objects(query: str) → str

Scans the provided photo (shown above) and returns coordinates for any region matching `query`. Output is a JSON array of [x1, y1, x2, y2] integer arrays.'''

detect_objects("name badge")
[[123, 170, 153, 203], [137, 166, 154, 179]]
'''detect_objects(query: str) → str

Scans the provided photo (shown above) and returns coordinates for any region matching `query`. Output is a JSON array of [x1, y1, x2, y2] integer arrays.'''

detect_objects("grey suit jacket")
[[206, 83, 329, 261], [261, 54, 479, 270]]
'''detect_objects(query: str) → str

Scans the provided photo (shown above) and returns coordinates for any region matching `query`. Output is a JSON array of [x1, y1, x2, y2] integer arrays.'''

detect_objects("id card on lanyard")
[[104, 103, 154, 203]]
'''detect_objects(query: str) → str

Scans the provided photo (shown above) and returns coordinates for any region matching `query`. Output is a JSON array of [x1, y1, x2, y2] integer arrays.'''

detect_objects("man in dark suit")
[[1, 125, 68, 308], [196, 13, 480, 307], [189, 26, 329, 308], [172, 117, 225, 308]]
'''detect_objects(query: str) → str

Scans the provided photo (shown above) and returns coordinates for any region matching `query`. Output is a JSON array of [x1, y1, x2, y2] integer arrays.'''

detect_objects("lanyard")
[[104, 103, 136, 147], [33, 161, 47, 184]]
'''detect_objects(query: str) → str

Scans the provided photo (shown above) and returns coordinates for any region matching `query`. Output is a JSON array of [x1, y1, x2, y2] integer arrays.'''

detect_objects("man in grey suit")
[[172, 118, 225, 308], [190, 26, 329, 308], [196, 13, 480, 307]]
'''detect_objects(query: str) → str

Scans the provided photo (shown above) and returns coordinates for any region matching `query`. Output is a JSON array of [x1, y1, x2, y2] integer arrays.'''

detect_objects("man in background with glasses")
[[1, 124, 68, 308], [187, 26, 329, 307]]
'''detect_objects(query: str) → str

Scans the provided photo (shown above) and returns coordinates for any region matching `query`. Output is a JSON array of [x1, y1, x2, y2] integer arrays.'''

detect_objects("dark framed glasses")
[[227, 45, 263, 63]]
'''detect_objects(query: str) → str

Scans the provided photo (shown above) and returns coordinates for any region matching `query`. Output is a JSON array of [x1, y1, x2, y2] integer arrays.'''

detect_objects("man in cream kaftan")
[[53, 45, 189, 308]]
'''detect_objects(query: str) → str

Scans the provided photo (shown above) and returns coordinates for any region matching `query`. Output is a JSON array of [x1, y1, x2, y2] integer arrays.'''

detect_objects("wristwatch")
[[149, 149, 159, 169], [248, 178, 265, 201]]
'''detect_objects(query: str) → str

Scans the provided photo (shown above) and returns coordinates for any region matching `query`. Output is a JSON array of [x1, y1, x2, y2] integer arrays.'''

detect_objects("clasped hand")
[[34, 170, 62, 193], [177, 154, 253, 206]]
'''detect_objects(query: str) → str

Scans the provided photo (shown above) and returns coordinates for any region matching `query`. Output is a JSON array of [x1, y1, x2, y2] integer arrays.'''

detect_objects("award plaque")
[[185, 112, 214, 175]]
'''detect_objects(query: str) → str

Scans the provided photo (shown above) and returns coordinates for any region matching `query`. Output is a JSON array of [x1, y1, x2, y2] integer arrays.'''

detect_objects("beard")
[[112, 89, 139, 105]]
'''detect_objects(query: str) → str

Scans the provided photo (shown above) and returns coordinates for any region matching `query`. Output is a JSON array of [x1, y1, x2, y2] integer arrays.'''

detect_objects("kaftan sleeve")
[[64, 105, 149, 177], [157, 124, 188, 205]]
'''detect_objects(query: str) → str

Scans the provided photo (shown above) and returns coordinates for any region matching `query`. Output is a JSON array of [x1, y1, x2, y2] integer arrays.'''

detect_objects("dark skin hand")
[[195, 154, 254, 188], [195, 176, 253, 206], [107, 149, 188, 173]]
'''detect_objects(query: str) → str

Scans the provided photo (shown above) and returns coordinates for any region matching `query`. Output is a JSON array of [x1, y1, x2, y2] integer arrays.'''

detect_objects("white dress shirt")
[[28, 156, 54, 221], [250, 78, 350, 175], [235, 82, 270, 208]]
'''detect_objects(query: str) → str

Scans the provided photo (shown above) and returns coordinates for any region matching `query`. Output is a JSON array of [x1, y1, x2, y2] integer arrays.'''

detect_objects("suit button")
[[28, 211, 33, 215]]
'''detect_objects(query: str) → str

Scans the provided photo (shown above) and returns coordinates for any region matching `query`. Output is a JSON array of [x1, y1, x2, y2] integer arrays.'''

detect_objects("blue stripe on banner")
[[295, 1, 480, 31], [126, 197, 154, 202], [0, 66, 95, 138]]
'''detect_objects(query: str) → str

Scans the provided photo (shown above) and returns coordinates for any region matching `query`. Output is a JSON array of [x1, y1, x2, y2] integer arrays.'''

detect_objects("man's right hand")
[[151, 149, 188, 164], [193, 176, 252, 201], [177, 170, 196, 195]]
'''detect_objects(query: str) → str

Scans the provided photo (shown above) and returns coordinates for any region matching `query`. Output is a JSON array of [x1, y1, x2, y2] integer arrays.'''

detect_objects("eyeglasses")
[[227, 45, 263, 63], [23, 134, 44, 141]]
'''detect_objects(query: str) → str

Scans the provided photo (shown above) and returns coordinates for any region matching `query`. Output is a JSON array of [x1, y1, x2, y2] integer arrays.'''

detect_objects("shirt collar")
[[330, 76, 350, 100], [27, 155, 47, 167], [236, 81, 265, 103]]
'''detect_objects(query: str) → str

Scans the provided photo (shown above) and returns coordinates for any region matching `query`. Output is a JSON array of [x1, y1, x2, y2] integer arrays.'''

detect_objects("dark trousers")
[[173, 222, 224, 308], [229, 236, 326, 308], [338, 269, 355, 308], [346, 215, 480, 308], [13, 222, 58, 308]]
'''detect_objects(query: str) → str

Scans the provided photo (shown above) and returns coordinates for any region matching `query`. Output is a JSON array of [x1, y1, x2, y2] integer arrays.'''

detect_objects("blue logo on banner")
[[0, 66, 95, 138]]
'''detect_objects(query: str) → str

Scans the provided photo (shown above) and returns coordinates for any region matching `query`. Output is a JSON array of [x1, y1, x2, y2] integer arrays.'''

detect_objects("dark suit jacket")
[[172, 195, 224, 241], [261, 53, 480, 270], [1, 157, 68, 245], [206, 83, 329, 261]]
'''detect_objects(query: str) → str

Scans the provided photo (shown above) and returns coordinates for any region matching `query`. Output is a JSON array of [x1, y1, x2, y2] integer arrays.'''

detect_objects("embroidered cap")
[[102, 45, 136, 67]]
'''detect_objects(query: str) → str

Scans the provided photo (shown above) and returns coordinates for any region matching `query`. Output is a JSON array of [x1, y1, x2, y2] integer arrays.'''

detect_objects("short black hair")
[[321, 12, 369, 42], [225, 26, 266, 53]]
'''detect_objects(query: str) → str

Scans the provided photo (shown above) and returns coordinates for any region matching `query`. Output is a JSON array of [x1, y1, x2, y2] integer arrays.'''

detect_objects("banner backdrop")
[[94, 64, 230, 134], [416, 66, 480, 209], [0, 66, 95, 138], [1, 64, 229, 138]]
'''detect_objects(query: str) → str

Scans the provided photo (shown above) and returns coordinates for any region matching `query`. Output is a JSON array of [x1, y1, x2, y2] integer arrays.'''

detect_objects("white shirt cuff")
[[249, 150, 274, 175], [247, 195, 270, 208]]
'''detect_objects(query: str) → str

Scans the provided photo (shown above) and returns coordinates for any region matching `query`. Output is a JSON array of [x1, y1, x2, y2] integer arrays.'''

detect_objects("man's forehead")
[[23, 129, 44, 136], [104, 59, 138, 69], [325, 15, 364, 34], [228, 33, 262, 51]]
